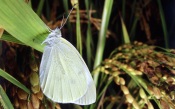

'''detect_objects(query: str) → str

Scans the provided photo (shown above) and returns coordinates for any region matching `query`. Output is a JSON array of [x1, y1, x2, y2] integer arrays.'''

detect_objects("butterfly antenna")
[[59, 4, 77, 29], [60, 13, 65, 28]]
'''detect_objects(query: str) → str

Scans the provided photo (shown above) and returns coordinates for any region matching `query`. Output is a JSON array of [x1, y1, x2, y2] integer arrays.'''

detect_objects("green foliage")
[[0, 85, 14, 109], [157, 0, 168, 48], [93, 0, 114, 87], [0, 69, 30, 94], [0, 0, 49, 52]]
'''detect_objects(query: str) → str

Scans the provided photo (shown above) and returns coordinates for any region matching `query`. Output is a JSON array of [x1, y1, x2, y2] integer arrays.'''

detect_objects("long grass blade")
[[85, 0, 93, 69], [36, 0, 45, 16], [0, 0, 49, 52], [157, 0, 169, 48], [93, 0, 114, 85], [120, 16, 130, 43], [0, 85, 14, 109], [76, 4, 82, 55], [1, 33, 24, 45], [0, 69, 30, 94]]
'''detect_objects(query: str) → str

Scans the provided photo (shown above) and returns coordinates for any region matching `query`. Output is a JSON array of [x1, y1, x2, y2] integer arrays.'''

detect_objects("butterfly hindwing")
[[61, 38, 96, 105]]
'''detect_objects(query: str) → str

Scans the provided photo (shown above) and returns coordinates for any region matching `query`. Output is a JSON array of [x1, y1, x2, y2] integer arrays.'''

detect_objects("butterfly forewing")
[[40, 38, 88, 103]]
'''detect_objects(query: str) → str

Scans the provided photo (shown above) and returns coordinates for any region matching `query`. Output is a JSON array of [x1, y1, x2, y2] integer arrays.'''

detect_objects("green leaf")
[[157, 0, 168, 48], [36, 0, 45, 16], [1, 33, 24, 45], [0, 0, 49, 52], [0, 69, 30, 94], [93, 0, 114, 85], [85, 0, 93, 69], [120, 16, 130, 44], [0, 85, 14, 109], [76, 5, 83, 55]]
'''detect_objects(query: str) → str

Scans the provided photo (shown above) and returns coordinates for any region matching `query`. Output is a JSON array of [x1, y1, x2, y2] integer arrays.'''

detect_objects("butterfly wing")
[[40, 37, 96, 104], [61, 38, 96, 105]]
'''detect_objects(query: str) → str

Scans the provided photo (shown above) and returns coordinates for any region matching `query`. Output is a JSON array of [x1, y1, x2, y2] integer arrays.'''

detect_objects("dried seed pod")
[[153, 87, 161, 99], [112, 71, 120, 77], [160, 99, 170, 109], [133, 41, 138, 45], [135, 71, 143, 75], [149, 76, 159, 85], [104, 64, 111, 69], [17, 88, 28, 100], [137, 42, 143, 46], [104, 59, 112, 63], [170, 91, 175, 100], [100, 67, 105, 72], [166, 77, 175, 85], [162, 74, 168, 80], [119, 78, 125, 85], [30, 51, 38, 71], [132, 100, 140, 109], [92, 67, 100, 74], [114, 53, 123, 59], [55, 103, 61, 109], [117, 46, 123, 51], [114, 76, 120, 85], [147, 101, 154, 109], [39, 103, 45, 109], [11, 86, 17, 97], [127, 67, 136, 75], [170, 69, 175, 75], [30, 72, 39, 87], [111, 67, 119, 72], [18, 72, 27, 82], [14, 97, 19, 108], [36, 90, 44, 100], [31, 85, 40, 94], [30, 60, 38, 72], [104, 70, 110, 74], [121, 85, 129, 94], [121, 64, 127, 69], [125, 94, 134, 103], [139, 88, 146, 99], [27, 101, 34, 109], [19, 100, 27, 109], [31, 94, 40, 109]]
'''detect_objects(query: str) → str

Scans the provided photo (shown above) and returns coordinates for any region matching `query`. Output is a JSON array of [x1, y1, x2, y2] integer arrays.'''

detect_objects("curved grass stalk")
[[76, 5, 83, 55], [0, 85, 14, 109], [93, 0, 114, 86], [157, 0, 169, 48]]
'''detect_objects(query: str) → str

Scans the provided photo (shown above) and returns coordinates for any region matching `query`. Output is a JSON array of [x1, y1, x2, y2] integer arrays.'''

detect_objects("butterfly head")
[[52, 28, 62, 36], [42, 28, 62, 45]]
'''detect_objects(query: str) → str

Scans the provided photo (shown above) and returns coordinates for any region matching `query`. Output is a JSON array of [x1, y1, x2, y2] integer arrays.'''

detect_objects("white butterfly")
[[39, 28, 96, 105]]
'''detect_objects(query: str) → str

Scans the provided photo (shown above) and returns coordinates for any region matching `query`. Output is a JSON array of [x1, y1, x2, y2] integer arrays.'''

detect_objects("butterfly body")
[[39, 28, 96, 105]]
